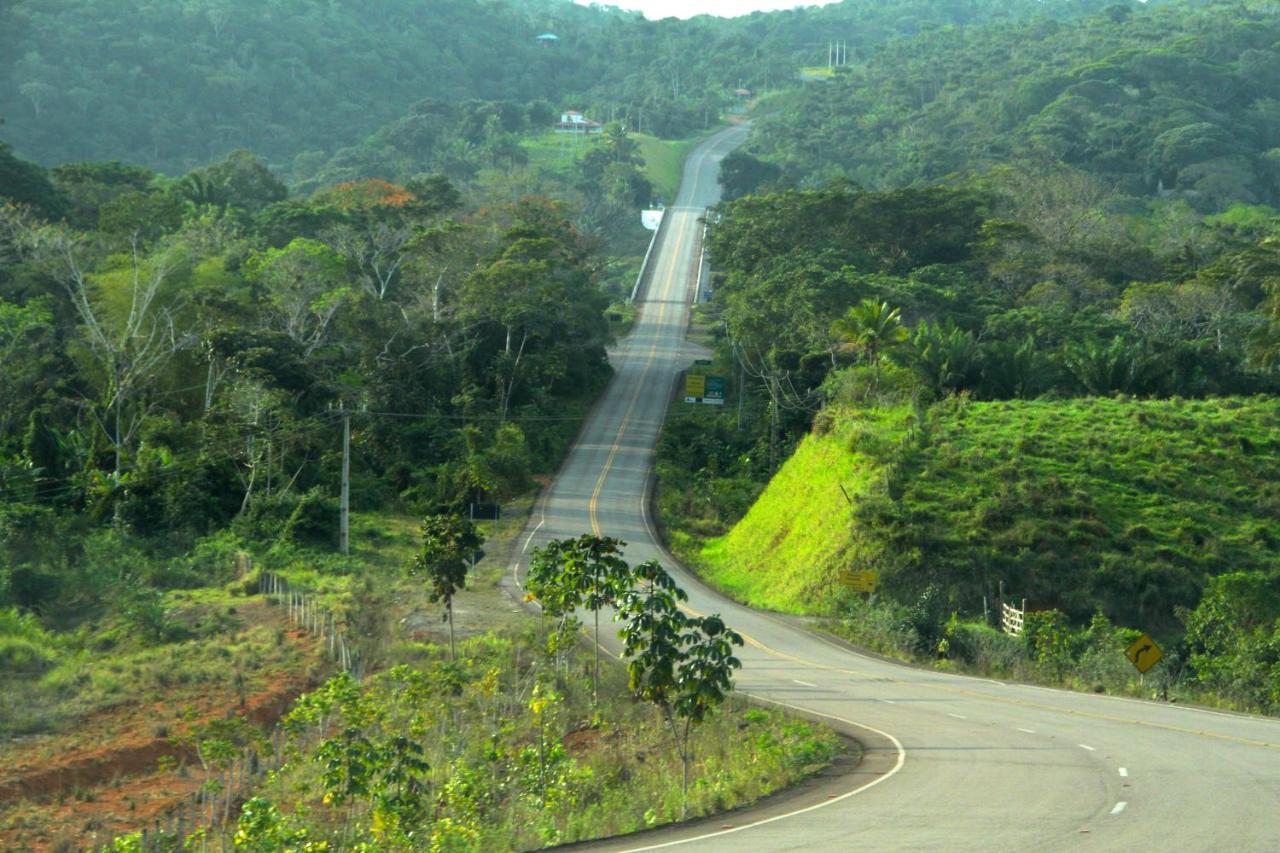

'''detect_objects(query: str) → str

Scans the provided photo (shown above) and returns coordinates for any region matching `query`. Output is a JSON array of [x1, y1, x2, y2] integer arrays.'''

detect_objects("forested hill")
[[743, 0, 1280, 212], [0, 0, 1114, 178]]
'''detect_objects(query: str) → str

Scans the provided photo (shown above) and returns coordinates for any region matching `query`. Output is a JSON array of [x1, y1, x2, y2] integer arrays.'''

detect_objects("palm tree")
[[831, 298, 910, 369]]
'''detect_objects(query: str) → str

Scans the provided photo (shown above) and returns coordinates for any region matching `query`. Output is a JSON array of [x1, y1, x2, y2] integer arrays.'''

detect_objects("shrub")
[[168, 530, 247, 589], [942, 616, 1025, 675], [901, 586, 948, 655], [234, 489, 336, 548], [0, 607, 58, 672]]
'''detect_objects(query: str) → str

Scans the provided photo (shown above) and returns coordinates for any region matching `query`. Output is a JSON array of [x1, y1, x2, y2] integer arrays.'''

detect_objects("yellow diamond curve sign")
[[1125, 633, 1163, 674]]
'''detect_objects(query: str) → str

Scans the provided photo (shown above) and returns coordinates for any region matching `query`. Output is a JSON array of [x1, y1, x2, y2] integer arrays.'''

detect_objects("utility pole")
[[736, 344, 746, 431], [339, 406, 350, 556]]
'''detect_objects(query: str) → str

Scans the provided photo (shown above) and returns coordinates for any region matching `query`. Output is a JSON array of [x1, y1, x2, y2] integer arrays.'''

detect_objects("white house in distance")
[[554, 110, 603, 134]]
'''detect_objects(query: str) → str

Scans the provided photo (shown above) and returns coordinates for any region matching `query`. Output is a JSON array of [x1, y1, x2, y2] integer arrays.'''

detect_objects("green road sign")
[[704, 375, 725, 405], [684, 374, 726, 405]]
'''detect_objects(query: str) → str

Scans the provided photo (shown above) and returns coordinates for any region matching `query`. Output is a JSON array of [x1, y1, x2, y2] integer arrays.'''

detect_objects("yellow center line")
[[588, 216, 688, 536]]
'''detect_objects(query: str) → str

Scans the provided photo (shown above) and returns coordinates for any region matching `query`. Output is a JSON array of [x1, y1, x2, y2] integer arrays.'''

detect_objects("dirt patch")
[[563, 724, 608, 755], [0, 605, 322, 851], [0, 674, 308, 805]]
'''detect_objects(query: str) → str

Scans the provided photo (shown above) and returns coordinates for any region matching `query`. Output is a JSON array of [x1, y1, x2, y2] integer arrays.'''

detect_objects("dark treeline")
[[0, 0, 1115, 178], [709, 179, 1280, 435], [742, 0, 1280, 213]]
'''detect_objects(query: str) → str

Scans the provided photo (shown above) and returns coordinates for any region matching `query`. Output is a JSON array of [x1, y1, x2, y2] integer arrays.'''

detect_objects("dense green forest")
[[0, 149, 613, 617], [740, 0, 1280, 213], [0, 0, 1279, 846], [0, 0, 1116, 178]]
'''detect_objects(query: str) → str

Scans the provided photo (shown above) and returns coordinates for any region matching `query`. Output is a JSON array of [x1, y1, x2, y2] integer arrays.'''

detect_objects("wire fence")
[[94, 560, 362, 851], [260, 569, 364, 681]]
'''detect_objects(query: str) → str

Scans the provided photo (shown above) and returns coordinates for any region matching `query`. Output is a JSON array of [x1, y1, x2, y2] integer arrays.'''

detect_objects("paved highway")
[[509, 124, 1280, 851]]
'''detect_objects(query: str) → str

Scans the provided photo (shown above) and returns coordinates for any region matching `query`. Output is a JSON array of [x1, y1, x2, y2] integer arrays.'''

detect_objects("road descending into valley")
[[508, 124, 1280, 851]]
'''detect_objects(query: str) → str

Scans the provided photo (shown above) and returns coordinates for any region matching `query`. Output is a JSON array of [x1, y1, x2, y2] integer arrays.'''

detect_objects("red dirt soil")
[[0, 611, 321, 851]]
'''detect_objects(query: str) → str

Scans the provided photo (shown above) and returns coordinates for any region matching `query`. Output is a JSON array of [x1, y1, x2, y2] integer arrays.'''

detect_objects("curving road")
[[509, 125, 1280, 852]]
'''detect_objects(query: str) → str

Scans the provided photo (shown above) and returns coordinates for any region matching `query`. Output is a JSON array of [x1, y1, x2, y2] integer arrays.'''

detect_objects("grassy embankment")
[[256, 625, 843, 849], [661, 396, 1280, 701], [697, 396, 1280, 622]]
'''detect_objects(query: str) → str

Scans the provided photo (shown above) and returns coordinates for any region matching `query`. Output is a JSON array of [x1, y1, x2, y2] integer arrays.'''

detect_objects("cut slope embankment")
[[693, 397, 1280, 630], [696, 406, 914, 614]]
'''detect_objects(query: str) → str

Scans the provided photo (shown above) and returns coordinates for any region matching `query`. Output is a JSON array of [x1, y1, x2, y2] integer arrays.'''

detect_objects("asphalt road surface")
[[508, 124, 1280, 852]]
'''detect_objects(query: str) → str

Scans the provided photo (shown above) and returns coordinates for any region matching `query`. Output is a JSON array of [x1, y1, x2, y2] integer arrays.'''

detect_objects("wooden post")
[[340, 408, 350, 555]]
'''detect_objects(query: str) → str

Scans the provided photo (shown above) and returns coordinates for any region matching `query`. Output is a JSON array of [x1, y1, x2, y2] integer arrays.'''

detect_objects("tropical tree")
[[1061, 336, 1158, 395], [527, 534, 631, 704], [617, 560, 743, 813], [831, 299, 910, 387], [243, 238, 351, 357], [409, 513, 484, 660], [25, 221, 195, 480]]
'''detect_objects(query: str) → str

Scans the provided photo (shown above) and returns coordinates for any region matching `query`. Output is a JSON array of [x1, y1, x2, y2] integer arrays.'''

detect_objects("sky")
[[574, 0, 841, 20]]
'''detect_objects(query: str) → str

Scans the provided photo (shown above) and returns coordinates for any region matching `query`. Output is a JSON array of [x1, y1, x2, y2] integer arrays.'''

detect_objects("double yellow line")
[[587, 216, 689, 536]]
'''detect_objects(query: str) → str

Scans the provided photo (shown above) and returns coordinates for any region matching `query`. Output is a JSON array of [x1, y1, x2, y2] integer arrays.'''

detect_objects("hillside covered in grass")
[[693, 396, 1280, 633]]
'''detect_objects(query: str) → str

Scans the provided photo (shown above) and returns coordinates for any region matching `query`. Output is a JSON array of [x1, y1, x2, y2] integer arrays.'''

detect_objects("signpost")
[[838, 569, 878, 593], [684, 373, 726, 405], [1125, 633, 1164, 674]]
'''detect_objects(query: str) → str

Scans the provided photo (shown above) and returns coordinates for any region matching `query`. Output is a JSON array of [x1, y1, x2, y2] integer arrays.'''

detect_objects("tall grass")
[[693, 405, 914, 614]]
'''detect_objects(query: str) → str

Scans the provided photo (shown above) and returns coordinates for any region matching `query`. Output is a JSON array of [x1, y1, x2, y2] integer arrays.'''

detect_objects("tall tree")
[[409, 513, 484, 660], [527, 534, 631, 704]]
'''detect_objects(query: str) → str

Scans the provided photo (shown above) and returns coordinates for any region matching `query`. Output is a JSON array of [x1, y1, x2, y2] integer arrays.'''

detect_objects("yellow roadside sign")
[[1125, 633, 1164, 674], [838, 570, 878, 593], [684, 374, 706, 401]]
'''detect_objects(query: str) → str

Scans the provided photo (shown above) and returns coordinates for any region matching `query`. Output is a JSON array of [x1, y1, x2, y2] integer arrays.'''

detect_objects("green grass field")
[[519, 130, 702, 203], [694, 405, 914, 614], [692, 397, 1280, 632]]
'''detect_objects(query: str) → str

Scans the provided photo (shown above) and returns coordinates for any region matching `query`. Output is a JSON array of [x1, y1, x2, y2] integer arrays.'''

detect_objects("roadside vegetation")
[[78, 534, 840, 851], [226, 630, 839, 851], [662, 394, 1280, 711], [656, 148, 1280, 715]]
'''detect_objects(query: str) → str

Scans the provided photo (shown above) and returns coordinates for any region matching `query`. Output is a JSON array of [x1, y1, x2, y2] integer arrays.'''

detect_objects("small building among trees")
[[554, 110, 603, 134]]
